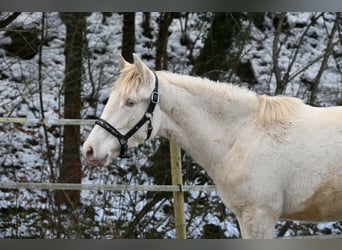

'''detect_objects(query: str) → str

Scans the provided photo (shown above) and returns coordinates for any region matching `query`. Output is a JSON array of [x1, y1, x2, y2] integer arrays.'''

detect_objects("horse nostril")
[[86, 146, 94, 160]]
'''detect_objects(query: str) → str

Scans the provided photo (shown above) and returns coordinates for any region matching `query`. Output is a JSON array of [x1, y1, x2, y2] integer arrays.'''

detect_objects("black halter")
[[95, 72, 159, 158]]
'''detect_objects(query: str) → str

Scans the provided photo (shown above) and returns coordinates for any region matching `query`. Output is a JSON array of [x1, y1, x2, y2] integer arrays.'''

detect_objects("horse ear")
[[119, 55, 130, 71], [133, 53, 153, 81]]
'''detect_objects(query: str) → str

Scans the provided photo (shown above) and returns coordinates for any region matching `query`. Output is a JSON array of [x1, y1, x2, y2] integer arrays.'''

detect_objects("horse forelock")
[[112, 64, 141, 97], [258, 95, 302, 127]]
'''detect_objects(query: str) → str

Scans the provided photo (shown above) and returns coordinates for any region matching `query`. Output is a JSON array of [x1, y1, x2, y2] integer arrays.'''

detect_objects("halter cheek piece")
[[95, 72, 159, 158]]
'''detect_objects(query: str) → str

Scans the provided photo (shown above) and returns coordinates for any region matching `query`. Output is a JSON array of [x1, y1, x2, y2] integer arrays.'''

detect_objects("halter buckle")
[[119, 137, 128, 146], [151, 91, 159, 104], [119, 143, 129, 158]]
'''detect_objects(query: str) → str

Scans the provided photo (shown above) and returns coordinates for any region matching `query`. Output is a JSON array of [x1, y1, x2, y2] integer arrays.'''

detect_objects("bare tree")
[[121, 12, 135, 63], [309, 13, 340, 105], [271, 12, 340, 98], [141, 12, 152, 39], [37, 12, 55, 182], [272, 12, 287, 95], [191, 13, 245, 81], [56, 12, 86, 207], [155, 12, 175, 70]]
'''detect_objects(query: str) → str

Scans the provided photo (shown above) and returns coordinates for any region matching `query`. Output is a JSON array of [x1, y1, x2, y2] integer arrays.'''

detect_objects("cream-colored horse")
[[83, 54, 342, 239]]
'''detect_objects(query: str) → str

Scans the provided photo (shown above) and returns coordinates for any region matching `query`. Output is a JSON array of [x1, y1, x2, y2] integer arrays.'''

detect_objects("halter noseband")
[[95, 72, 159, 158]]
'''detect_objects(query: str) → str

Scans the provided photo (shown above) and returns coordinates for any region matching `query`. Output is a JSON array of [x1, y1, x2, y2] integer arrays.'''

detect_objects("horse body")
[[271, 105, 342, 221], [157, 71, 342, 238], [83, 54, 342, 238]]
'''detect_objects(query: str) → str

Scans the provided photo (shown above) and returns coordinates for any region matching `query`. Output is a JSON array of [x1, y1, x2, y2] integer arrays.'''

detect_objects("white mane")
[[157, 71, 302, 127], [157, 71, 258, 108]]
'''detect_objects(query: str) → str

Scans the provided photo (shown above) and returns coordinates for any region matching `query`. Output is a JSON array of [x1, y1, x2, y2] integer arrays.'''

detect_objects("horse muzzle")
[[82, 144, 110, 167]]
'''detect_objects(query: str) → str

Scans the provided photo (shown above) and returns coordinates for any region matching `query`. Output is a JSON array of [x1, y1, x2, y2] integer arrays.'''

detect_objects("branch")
[[0, 12, 21, 29], [272, 12, 286, 95], [283, 13, 324, 84], [309, 13, 339, 105], [37, 12, 56, 181], [332, 15, 342, 76]]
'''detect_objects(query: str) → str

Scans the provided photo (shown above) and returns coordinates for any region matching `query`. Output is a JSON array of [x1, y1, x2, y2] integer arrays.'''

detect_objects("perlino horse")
[[82, 54, 342, 239]]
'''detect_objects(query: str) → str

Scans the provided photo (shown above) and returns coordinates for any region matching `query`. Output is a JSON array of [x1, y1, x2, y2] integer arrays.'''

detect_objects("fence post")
[[169, 141, 186, 239]]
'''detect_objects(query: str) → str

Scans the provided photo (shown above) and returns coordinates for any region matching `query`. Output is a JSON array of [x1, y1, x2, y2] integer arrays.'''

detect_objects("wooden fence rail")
[[0, 117, 96, 126], [0, 182, 217, 192], [0, 180, 340, 239]]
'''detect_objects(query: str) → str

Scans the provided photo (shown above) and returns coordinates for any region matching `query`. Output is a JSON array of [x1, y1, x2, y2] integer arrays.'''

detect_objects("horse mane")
[[258, 95, 302, 127], [112, 66, 302, 128], [157, 71, 257, 102], [158, 72, 304, 129], [112, 64, 141, 97]]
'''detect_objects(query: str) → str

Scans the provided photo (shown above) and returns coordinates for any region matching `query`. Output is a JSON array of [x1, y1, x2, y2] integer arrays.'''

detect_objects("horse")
[[82, 54, 342, 239]]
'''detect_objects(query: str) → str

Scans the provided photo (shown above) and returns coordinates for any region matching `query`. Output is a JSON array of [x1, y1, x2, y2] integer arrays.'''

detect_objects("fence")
[[0, 117, 96, 126], [1, 117, 341, 239], [0, 182, 216, 193], [0, 116, 216, 239]]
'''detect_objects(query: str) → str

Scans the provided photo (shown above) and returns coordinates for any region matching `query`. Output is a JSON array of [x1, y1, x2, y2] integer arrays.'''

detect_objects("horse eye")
[[125, 98, 136, 107]]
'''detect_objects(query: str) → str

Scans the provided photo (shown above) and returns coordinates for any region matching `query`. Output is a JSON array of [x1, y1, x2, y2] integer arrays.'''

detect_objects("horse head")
[[82, 54, 161, 166]]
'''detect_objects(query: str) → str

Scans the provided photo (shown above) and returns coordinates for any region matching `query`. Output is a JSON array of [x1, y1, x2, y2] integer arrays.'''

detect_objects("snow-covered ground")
[[0, 12, 341, 238]]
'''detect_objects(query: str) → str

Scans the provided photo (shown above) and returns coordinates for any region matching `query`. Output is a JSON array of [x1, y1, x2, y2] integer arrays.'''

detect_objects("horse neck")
[[157, 72, 259, 168]]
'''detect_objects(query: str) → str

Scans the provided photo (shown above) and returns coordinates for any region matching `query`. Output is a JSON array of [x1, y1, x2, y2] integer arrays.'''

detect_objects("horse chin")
[[86, 154, 110, 167], [100, 154, 111, 166]]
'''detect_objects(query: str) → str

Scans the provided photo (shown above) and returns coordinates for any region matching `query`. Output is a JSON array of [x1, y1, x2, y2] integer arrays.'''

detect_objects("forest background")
[[0, 12, 341, 238]]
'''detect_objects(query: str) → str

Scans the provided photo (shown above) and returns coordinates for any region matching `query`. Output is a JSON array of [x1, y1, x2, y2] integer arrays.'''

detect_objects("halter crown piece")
[[95, 72, 159, 158]]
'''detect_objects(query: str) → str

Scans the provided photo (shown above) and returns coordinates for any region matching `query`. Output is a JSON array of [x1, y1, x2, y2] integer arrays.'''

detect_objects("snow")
[[0, 12, 342, 239], [242, 12, 342, 101]]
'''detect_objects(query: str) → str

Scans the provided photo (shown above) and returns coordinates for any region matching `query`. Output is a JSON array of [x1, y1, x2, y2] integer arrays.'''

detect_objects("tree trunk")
[[56, 12, 85, 207], [191, 13, 243, 81], [0, 12, 21, 29], [142, 12, 152, 39], [273, 12, 287, 95], [121, 12, 135, 63], [155, 12, 175, 71]]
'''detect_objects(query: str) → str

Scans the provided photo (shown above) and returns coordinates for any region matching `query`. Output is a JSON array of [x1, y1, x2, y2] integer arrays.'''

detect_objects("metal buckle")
[[151, 91, 159, 104]]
